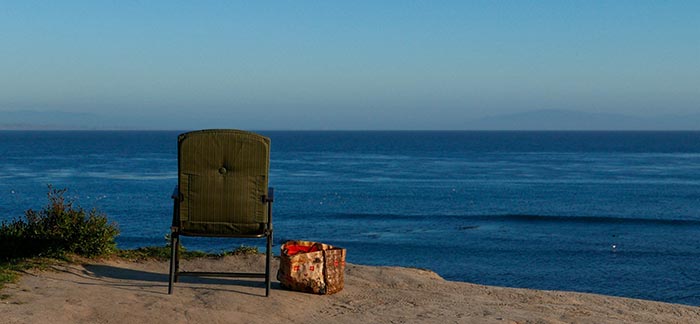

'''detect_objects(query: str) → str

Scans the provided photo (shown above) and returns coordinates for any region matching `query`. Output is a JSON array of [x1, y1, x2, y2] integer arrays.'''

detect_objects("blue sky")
[[1, 1, 698, 130]]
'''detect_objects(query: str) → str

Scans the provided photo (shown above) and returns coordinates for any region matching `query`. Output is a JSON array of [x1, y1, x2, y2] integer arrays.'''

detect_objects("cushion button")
[[219, 167, 227, 174]]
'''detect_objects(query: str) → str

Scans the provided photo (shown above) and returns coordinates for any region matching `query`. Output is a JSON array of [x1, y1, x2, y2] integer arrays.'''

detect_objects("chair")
[[168, 129, 274, 296]]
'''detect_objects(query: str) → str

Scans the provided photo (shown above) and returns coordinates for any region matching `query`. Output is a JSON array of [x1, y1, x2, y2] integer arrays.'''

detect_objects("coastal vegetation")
[[116, 244, 259, 261], [0, 187, 260, 289], [0, 186, 119, 261]]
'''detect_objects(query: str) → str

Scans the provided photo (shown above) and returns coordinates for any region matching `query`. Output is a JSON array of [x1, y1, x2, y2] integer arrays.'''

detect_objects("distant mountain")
[[0, 110, 111, 130], [464, 109, 700, 131], [2, 108, 699, 131]]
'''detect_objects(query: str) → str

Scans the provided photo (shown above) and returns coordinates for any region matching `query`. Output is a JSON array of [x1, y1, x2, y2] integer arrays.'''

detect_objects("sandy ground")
[[1, 255, 699, 324]]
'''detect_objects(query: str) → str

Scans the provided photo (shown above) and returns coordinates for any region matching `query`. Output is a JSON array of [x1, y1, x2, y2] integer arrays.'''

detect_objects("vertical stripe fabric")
[[177, 129, 270, 236]]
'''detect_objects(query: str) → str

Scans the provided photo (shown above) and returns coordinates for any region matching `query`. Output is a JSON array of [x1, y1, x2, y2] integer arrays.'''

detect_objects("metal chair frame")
[[168, 187, 274, 296]]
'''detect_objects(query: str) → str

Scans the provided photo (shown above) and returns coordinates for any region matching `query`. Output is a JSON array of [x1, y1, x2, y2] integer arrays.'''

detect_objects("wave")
[[325, 213, 700, 226], [84, 172, 177, 180], [482, 214, 700, 226]]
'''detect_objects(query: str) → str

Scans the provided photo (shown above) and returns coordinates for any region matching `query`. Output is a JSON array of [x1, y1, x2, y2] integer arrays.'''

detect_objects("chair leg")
[[168, 233, 178, 294], [174, 235, 180, 283], [265, 233, 272, 297]]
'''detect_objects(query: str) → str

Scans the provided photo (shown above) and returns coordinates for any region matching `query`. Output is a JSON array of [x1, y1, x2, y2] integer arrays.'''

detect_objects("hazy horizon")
[[1, 2, 698, 130], [2, 108, 700, 131]]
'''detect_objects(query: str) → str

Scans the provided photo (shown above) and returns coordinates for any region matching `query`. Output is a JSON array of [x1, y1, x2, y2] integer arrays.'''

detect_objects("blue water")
[[1, 131, 699, 305]]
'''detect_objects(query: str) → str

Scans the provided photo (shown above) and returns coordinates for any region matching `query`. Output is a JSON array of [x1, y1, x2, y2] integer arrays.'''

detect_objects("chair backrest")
[[176, 129, 270, 236]]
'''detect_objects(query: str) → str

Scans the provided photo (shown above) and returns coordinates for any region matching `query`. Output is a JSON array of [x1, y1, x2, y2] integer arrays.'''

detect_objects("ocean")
[[1, 130, 699, 305]]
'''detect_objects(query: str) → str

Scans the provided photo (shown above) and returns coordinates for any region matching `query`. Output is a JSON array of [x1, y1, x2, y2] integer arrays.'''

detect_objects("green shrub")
[[0, 268, 19, 289], [117, 244, 260, 261], [117, 246, 209, 261], [0, 187, 119, 260], [225, 245, 260, 256]]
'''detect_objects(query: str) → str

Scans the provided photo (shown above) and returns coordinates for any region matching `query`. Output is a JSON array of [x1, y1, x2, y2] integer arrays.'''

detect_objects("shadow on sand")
[[68, 264, 280, 296]]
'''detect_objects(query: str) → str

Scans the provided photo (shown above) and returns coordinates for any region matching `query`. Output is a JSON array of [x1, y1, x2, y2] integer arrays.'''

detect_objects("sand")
[[1, 255, 699, 324]]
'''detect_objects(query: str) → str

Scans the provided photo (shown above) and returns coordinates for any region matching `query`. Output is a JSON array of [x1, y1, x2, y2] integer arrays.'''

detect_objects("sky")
[[1, 1, 699, 130]]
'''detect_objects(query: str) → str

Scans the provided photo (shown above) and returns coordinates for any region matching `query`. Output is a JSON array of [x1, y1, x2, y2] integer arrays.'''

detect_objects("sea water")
[[1, 131, 699, 305]]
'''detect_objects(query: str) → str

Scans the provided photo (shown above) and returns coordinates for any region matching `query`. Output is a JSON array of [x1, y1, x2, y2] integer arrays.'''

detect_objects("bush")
[[225, 245, 260, 256], [0, 187, 119, 260], [117, 244, 260, 261]]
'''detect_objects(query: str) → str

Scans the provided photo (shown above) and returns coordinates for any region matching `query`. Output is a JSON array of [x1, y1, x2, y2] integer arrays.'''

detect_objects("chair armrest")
[[171, 186, 180, 200], [263, 187, 274, 203]]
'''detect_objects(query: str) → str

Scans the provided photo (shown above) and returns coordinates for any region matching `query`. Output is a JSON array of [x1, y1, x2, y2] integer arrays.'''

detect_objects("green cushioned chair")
[[168, 129, 274, 296]]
